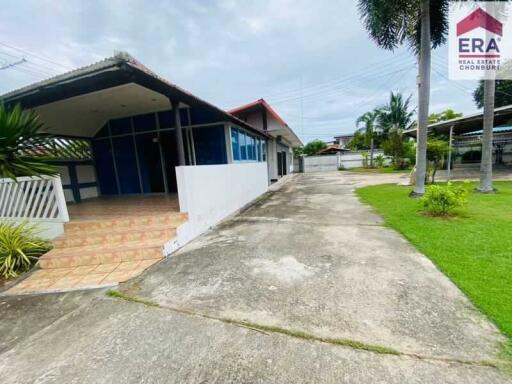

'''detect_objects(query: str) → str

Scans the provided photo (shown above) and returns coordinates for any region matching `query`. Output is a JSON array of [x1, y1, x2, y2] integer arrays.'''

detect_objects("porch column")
[[447, 124, 453, 181], [171, 99, 186, 166]]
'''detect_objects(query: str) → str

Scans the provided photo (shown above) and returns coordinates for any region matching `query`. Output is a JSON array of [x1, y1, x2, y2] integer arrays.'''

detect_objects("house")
[[334, 134, 354, 149], [229, 99, 302, 182], [317, 143, 348, 155], [0, 52, 273, 294], [404, 104, 512, 171]]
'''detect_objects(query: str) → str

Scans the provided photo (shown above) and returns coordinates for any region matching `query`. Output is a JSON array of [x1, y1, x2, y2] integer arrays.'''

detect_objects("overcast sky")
[[0, 0, 479, 143]]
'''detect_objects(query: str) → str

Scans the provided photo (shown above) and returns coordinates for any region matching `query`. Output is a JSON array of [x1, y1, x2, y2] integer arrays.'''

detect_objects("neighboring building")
[[404, 104, 512, 169], [455, 126, 512, 166], [317, 143, 348, 155], [334, 134, 354, 149], [230, 99, 302, 182]]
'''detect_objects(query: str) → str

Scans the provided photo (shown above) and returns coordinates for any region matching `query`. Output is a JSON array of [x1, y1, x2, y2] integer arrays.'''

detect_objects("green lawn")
[[356, 181, 512, 352], [341, 167, 411, 174]]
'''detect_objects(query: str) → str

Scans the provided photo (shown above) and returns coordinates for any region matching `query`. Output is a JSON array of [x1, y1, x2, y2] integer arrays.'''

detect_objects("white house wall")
[[175, 162, 268, 244]]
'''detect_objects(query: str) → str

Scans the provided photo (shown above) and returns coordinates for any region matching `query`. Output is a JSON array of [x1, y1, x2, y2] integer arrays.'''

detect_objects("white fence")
[[0, 176, 69, 223], [302, 151, 390, 173], [176, 163, 268, 243]]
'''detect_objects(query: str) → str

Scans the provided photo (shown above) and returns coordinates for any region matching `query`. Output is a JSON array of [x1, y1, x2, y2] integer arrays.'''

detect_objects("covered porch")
[[404, 104, 512, 177]]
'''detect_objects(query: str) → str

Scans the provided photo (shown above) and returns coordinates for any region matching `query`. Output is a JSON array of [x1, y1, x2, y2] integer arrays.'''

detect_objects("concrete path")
[[0, 172, 510, 383]]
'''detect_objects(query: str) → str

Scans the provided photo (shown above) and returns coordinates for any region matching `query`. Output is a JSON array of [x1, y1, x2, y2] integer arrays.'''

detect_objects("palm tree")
[[358, 0, 448, 196], [355, 110, 379, 167], [377, 92, 415, 167], [0, 104, 57, 180], [377, 92, 415, 134], [476, 84, 496, 193]]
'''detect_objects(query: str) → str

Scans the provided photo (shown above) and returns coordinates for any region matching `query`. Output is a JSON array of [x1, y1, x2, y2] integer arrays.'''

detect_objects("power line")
[[0, 58, 26, 70], [0, 41, 73, 72], [269, 63, 416, 106]]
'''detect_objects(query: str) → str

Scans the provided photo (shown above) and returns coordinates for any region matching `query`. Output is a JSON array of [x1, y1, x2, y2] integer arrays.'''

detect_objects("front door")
[[135, 133, 165, 193]]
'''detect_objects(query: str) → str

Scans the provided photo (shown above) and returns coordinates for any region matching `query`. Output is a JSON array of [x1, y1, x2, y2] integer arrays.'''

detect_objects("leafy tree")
[[293, 146, 304, 158], [347, 131, 370, 150], [355, 110, 380, 167], [426, 138, 449, 183], [302, 140, 327, 156], [428, 108, 462, 124], [473, 80, 512, 109], [358, 0, 449, 196], [0, 104, 57, 180]]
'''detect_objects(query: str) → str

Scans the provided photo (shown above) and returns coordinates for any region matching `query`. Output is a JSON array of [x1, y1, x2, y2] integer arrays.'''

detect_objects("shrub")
[[0, 222, 52, 279], [361, 151, 369, 168], [421, 183, 468, 216], [375, 154, 385, 168], [393, 157, 411, 170]]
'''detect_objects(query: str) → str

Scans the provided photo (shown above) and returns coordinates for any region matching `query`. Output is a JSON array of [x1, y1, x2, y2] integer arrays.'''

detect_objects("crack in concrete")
[[234, 216, 385, 227], [106, 290, 503, 370]]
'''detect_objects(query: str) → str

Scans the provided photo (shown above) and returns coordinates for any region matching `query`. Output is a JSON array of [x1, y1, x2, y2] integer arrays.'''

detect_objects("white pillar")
[[447, 125, 453, 181]]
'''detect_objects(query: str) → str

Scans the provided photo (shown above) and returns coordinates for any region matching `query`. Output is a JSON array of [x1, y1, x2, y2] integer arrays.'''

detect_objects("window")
[[231, 128, 240, 161], [230, 127, 266, 163], [262, 140, 266, 161], [247, 135, 254, 160], [240, 131, 247, 160]]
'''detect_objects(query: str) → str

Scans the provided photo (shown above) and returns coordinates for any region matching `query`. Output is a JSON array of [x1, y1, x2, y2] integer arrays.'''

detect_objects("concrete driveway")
[[0, 172, 510, 383]]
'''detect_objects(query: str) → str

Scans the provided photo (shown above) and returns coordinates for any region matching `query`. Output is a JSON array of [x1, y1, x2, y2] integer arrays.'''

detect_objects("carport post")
[[447, 125, 453, 181], [171, 99, 186, 166]]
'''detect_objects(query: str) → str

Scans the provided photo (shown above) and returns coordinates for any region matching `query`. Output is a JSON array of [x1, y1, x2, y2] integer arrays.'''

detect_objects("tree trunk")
[[412, 0, 431, 197], [477, 79, 495, 192], [370, 137, 374, 167]]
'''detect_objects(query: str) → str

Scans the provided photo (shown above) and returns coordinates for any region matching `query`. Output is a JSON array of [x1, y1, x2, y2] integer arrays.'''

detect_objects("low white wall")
[[303, 154, 339, 173], [339, 151, 390, 169], [176, 162, 268, 243]]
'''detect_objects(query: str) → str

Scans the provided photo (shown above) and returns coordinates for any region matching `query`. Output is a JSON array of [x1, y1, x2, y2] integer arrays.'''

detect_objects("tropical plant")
[[378, 92, 416, 169], [355, 110, 380, 167], [358, 0, 449, 196], [377, 92, 415, 135], [426, 138, 449, 183], [0, 222, 52, 279], [375, 153, 385, 168], [421, 182, 468, 216], [361, 151, 370, 168], [0, 104, 58, 180], [303, 139, 327, 156]]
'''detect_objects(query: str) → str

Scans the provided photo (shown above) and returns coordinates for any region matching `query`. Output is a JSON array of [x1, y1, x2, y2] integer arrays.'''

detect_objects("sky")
[[0, 0, 480, 144]]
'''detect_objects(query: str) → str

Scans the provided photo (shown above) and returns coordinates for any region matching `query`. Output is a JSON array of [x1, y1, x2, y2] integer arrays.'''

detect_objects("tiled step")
[[52, 226, 177, 248], [5, 258, 162, 296], [64, 212, 188, 234], [39, 240, 166, 269]]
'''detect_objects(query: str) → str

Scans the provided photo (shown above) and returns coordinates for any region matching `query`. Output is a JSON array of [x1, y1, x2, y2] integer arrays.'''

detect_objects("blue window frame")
[[247, 135, 253, 160], [230, 126, 266, 163], [240, 131, 247, 160], [231, 128, 240, 161], [262, 140, 266, 161]]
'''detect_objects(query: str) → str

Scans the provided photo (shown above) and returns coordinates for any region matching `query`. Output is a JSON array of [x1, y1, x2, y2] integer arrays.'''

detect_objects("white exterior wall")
[[175, 163, 268, 244], [303, 151, 390, 172]]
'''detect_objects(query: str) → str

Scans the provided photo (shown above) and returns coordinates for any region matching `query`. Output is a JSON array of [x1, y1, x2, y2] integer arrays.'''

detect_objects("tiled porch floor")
[[4, 194, 186, 296]]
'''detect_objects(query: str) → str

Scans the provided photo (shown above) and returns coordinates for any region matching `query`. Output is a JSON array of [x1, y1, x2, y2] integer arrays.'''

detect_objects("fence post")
[[52, 176, 70, 222]]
